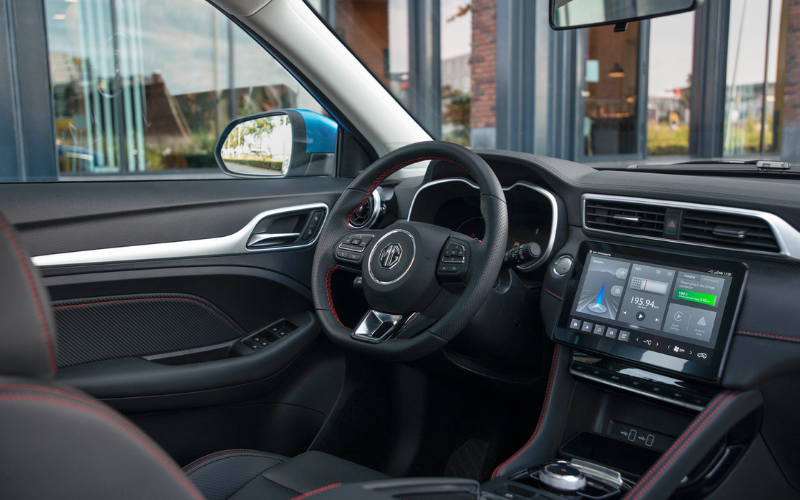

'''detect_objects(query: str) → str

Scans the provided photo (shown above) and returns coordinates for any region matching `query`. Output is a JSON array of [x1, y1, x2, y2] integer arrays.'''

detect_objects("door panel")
[[0, 177, 351, 416], [0, 177, 350, 256]]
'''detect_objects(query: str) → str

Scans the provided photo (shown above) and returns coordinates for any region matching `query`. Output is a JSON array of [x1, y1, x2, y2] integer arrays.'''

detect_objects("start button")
[[553, 255, 573, 276]]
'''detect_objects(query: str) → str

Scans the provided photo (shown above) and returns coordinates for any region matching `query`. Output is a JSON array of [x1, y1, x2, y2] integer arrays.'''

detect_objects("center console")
[[480, 241, 755, 500]]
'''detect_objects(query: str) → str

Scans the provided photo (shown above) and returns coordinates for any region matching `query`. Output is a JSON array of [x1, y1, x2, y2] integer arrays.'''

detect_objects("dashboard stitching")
[[736, 330, 800, 343], [492, 345, 561, 479], [624, 390, 736, 500], [478, 151, 800, 208], [544, 288, 564, 301], [347, 157, 473, 226], [325, 266, 346, 328]]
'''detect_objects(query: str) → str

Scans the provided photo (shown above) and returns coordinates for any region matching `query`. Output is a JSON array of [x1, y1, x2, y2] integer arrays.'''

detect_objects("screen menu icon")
[[618, 264, 675, 330], [574, 256, 631, 320]]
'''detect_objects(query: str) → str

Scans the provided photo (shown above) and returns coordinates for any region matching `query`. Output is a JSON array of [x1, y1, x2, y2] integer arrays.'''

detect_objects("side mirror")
[[215, 109, 338, 177], [550, 0, 696, 31]]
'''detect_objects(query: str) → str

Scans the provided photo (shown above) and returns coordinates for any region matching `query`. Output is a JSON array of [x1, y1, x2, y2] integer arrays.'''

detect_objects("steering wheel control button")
[[336, 234, 376, 266], [437, 239, 471, 285], [553, 255, 574, 276], [539, 463, 586, 492]]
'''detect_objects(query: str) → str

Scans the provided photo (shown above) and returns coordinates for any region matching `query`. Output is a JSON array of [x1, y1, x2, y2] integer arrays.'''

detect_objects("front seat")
[[0, 213, 387, 499]]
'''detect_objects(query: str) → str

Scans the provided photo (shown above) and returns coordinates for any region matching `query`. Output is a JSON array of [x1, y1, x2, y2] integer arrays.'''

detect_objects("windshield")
[[309, 0, 790, 167]]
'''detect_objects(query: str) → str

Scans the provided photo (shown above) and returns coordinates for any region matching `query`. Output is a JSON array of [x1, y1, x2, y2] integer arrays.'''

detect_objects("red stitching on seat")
[[183, 451, 286, 475], [346, 156, 472, 226], [0, 393, 204, 500], [623, 391, 736, 500], [325, 266, 346, 327], [736, 330, 800, 343], [54, 296, 245, 336], [291, 483, 342, 500], [0, 384, 111, 412], [182, 448, 287, 471], [0, 217, 57, 374], [544, 288, 564, 300], [492, 345, 561, 479]]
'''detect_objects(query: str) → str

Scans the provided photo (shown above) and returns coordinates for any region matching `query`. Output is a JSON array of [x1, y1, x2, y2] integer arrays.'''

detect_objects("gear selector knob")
[[539, 462, 586, 492]]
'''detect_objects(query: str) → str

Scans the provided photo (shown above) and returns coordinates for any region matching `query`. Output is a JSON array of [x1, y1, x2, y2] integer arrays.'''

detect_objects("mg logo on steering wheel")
[[379, 243, 403, 269]]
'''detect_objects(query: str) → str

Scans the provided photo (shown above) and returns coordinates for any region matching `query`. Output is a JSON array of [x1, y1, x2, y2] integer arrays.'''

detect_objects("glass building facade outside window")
[[44, 0, 324, 176], [313, 0, 797, 166], [32, 0, 800, 181]]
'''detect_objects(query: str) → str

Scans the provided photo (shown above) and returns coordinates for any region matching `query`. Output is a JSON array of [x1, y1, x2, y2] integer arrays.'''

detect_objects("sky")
[[648, 12, 695, 96]]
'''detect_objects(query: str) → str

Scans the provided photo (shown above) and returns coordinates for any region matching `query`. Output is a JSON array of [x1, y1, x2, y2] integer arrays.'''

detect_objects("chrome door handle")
[[247, 233, 301, 248]]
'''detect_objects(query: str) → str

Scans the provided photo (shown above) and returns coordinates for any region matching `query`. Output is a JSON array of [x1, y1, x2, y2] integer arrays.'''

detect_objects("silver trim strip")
[[31, 203, 329, 268], [570, 369, 705, 411], [582, 194, 800, 260], [408, 179, 559, 272]]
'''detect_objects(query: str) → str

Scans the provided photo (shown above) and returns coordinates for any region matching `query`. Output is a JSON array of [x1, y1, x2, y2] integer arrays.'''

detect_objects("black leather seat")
[[184, 450, 386, 500], [0, 213, 386, 499]]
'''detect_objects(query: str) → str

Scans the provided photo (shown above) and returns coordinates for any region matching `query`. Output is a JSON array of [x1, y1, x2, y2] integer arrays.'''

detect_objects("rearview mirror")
[[215, 109, 338, 177], [550, 0, 696, 31]]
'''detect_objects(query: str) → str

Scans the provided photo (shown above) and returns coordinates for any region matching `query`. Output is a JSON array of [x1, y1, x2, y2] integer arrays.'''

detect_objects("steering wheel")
[[311, 141, 508, 362]]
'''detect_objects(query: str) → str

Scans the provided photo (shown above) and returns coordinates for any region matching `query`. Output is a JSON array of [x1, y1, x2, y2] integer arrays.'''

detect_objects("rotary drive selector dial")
[[539, 463, 586, 492]]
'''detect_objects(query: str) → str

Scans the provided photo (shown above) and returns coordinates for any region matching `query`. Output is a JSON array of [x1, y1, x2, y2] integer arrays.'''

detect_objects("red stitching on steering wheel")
[[347, 156, 474, 226], [325, 266, 346, 327]]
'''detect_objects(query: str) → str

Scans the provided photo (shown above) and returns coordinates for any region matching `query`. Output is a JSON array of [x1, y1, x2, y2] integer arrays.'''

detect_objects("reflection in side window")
[[44, 0, 326, 178]]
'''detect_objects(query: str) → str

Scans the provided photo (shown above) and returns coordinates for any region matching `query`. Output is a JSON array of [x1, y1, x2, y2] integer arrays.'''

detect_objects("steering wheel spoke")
[[352, 309, 408, 343]]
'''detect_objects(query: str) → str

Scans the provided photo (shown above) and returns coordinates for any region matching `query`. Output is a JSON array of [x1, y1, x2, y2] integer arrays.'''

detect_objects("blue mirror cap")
[[294, 109, 338, 154]]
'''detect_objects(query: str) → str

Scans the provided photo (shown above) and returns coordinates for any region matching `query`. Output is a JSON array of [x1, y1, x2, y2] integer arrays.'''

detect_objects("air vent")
[[585, 200, 666, 237], [680, 210, 780, 253], [349, 190, 381, 229]]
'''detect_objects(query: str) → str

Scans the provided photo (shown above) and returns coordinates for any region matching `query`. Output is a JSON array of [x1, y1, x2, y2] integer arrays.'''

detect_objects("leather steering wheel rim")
[[311, 141, 508, 362]]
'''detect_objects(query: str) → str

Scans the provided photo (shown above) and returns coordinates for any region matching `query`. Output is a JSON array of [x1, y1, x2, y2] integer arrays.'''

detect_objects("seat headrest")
[[0, 212, 57, 378]]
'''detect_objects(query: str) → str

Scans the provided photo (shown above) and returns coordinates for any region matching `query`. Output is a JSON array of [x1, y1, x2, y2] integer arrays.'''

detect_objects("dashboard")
[[400, 152, 800, 388], [398, 152, 800, 489], [407, 179, 557, 271]]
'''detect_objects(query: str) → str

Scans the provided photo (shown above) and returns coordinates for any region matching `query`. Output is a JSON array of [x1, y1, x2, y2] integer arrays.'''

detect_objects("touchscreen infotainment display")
[[556, 243, 747, 381]]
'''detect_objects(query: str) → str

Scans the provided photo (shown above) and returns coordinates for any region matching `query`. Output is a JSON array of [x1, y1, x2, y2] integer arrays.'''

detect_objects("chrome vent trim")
[[680, 209, 780, 253], [582, 194, 800, 260], [349, 189, 382, 229], [585, 199, 666, 237]]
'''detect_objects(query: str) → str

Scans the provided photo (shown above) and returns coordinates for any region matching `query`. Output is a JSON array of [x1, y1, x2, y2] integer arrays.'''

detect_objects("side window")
[[42, 0, 333, 179]]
